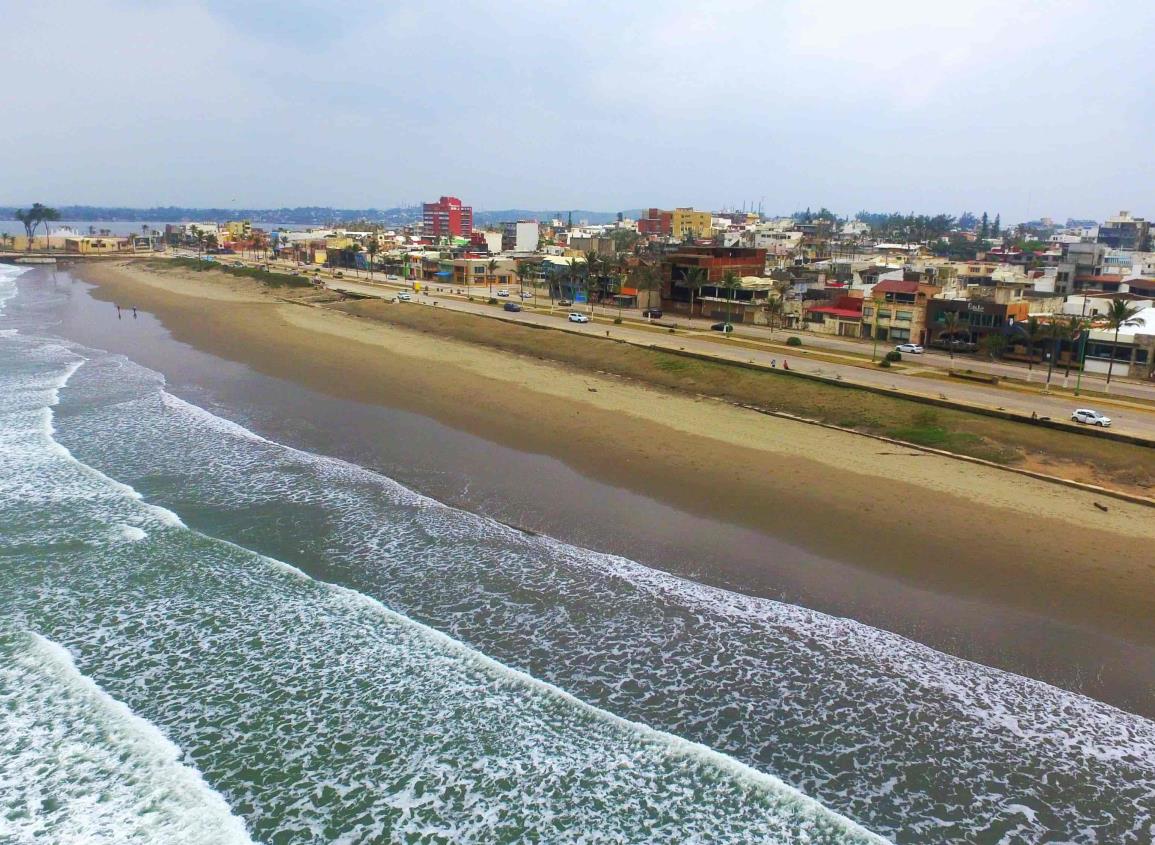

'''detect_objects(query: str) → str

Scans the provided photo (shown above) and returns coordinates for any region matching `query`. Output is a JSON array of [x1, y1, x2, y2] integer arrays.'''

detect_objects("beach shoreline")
[[70, 259, 1155, 714]]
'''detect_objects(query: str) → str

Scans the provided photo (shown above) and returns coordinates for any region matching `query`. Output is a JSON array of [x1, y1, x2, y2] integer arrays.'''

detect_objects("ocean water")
[[2, 264, 1154, 844]]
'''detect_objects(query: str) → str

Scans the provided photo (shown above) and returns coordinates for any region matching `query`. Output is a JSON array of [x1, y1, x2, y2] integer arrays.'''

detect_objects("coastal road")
[[324, 276, 1155, 441]]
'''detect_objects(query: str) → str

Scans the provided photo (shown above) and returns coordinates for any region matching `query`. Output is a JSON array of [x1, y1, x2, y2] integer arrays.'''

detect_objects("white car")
[[396, 292, 412, 301], [1071, 408, 1111, 427], [895, 343, 924, 354], [519, 291, 532, 299], [568, 313, 590, 323], [497, 289, 510, 297]]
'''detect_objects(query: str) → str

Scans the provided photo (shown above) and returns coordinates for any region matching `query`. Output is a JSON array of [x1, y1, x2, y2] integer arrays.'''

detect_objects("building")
[[422, 196, 473, 240], [670, 208, 714, 241], [659, 246, 767, 317], [225, 220, 252, 241], [63, 236, 131, 254], [501, 220, 539, 252], [637, 208, 673, 237], [637, 207, 713, 241], [804, 294, 865, 337], [1096, 211, 1150, 252], [862, 279, 941, 344]]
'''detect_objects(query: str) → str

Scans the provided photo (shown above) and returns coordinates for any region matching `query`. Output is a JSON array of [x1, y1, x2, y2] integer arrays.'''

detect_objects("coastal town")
[[7, 199, 1153, 392]]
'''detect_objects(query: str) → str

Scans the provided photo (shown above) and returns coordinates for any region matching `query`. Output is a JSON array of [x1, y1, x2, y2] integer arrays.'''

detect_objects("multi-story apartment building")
[[422, 196, 473, 240], [861, 279, 941, 344], [637, 207, 713, 241], [1096, 210, 1150, 251]]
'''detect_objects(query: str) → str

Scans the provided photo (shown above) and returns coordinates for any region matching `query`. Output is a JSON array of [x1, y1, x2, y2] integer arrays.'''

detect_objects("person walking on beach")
[[116, 305, 121, 319], [132, 306, 137, 318]]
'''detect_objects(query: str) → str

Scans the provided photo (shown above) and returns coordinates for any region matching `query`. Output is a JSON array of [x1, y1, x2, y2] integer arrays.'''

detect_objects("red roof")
[[871, 280, 921, 295], [1075, 274, 1124, 282], [808, 306, 863, 318], [806, 296, 863, 319]]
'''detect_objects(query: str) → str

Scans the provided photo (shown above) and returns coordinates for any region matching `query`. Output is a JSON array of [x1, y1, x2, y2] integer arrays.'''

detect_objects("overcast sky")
[[3, 0, 1153, 221]]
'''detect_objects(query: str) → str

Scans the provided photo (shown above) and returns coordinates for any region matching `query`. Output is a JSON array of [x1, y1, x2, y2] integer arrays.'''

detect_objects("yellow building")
[[64, 236, 130, 254], [225, 220, 253, 240], [670, 208, 714, 241]]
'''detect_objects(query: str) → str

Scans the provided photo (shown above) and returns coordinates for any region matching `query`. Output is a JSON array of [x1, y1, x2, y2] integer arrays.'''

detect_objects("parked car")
[[396, 292, 412, 301], [642, 308, 663, 319], [519, 291, 533, 299], [711, 322, 734, 333], [557, 299, 573, 307], [231, 261, 245, 268], [1071, 408, 1111, 427], [503, 302, 522, 312], [895, 343, 924, 354], [497, 289, 510, 297], [568, 313, 589, 323]]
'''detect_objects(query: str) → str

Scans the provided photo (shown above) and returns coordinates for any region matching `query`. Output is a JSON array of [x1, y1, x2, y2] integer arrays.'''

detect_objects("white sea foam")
[[2, 294, 889, 843], [0, 632, 255, 845], [7, 273, 1155, 843]]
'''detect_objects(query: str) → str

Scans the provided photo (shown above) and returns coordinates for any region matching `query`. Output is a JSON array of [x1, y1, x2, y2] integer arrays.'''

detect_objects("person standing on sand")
[[116, 305, 121, 319], [132, 306, 137, 318]]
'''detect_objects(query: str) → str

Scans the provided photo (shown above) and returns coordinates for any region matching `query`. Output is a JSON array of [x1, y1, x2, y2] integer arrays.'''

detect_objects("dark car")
[[557, 299, 573, 307], [503, 302, 522, 312], [642, 308, 663, 319], [711, 322, 734, 333]]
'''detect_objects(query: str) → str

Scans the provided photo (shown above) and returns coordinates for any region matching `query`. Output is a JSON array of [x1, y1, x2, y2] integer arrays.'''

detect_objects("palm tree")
[[1014, 316, 1046, 382], [682, 266, 707, 321], [515, 261, 533, 304], [721, 270, 741, 329], [940, 311, 963, 361], [635, 263, 660, 318], [1061, 315, 1088, 388], [365, 237, 380, 280], [39, 207, 61, 250], [584, 251, 600, 313], [1043, 319, 1065, 387], [1103, 298, 1146, 388], [764, 294, 785, 340], [486, 258, 498, 294]]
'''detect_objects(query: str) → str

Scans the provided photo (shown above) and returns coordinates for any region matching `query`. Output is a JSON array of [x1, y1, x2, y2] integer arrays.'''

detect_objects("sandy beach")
[[75, 259, 1155, 709]]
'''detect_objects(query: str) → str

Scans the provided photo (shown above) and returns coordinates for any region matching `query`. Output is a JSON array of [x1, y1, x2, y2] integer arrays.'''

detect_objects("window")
[[895, 311, 913, 322], [862, 307, 874, 318]]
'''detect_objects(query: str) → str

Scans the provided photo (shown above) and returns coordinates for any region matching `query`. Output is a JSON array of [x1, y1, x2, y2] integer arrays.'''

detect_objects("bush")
[[487, 297, 498, 305], [878, 358, 892, 368], [786, 336, 802, 347], [884, 350, 902, 362]]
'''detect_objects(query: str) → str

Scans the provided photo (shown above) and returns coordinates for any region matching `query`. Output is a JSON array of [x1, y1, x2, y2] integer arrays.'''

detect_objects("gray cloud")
[[3, 0, 1153, 220]]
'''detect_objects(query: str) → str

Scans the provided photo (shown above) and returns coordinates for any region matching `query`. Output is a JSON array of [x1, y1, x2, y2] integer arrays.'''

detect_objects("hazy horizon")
[[4, 1, 1153, 222]]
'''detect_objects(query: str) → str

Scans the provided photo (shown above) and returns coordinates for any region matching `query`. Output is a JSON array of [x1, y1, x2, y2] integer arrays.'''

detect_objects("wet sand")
[[68, 260, 1155, 715]]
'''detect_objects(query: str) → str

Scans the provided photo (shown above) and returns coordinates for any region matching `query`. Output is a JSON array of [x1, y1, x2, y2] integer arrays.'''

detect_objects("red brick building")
[[637, 208, 673, 237], [423, 196, 473, 240]]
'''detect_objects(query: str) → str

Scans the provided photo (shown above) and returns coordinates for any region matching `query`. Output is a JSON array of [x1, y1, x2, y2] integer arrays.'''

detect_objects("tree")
[[1061, 315, 1088, 388], [682, 266, 707, 320], [720, 270, 741, 328], [584, 251, 600, 313], [635, 262, 660, 316], [764, 293, 785, 340], [1014, 316, 1046, 382], [39, 207, 61, 250], [15, 204, 50, 250], [980, 212, 989, 239], [515, 261, 533, 303], [1043, 319, 1066, 387], [365, 237, 380, 279], [1103, 298, 1146, 388], [940, 311, 963, 361], [486, 257, 498, 294], [992, 214, 1001, 238], [979, 333, 1006, 360]]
